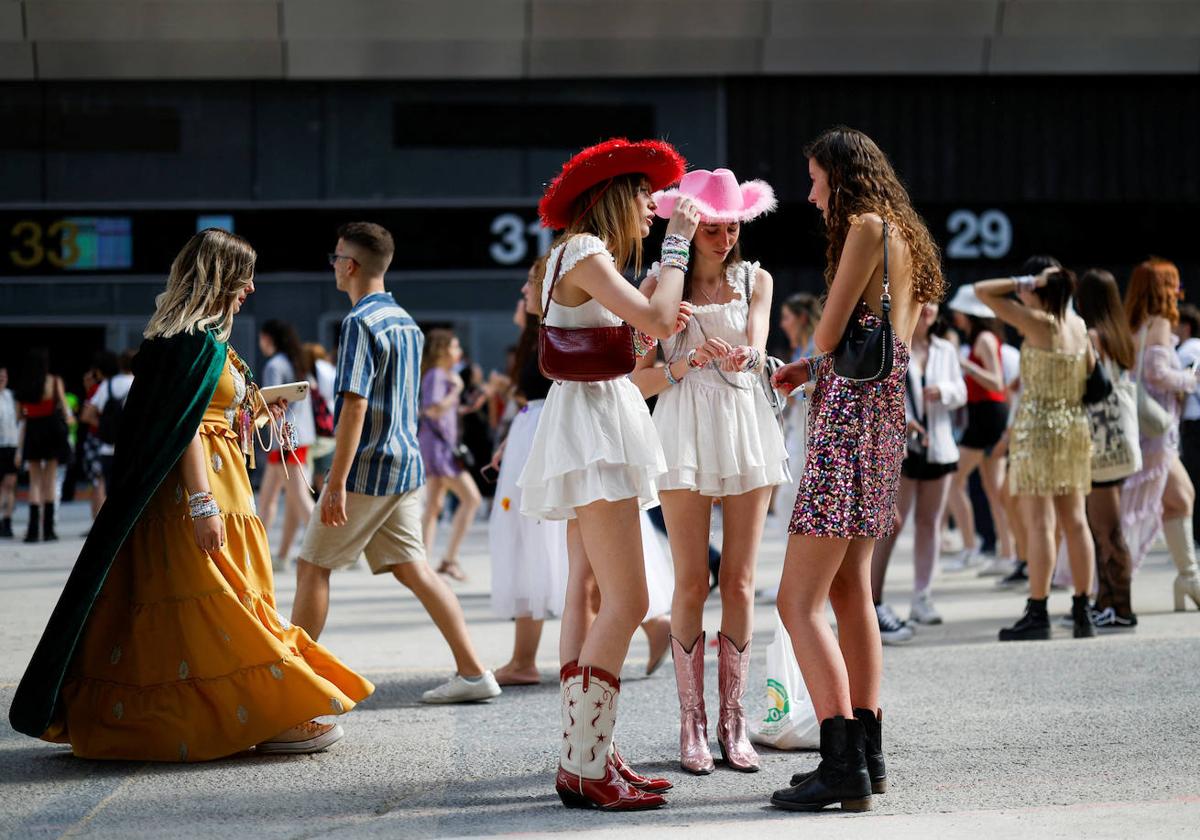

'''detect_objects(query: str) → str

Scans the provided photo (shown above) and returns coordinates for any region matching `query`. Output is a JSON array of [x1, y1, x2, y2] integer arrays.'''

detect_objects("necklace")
[[694, 277, 724, 306], [228, 349, 261, 468]]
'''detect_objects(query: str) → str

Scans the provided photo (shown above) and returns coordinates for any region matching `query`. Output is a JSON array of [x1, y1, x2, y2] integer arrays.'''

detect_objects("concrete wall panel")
[[765, 37, 987, 74], [990, 36, 1200, 73], [532, 1, 768, 39], [27, 1, 280, 42], [284, 1, 525, 41], [770, 1, 999, 37], [288, 40, 524, 79], [531, 38, 760, 77], [37, 40, 283, 78], [1002, 1, 1200, 38]]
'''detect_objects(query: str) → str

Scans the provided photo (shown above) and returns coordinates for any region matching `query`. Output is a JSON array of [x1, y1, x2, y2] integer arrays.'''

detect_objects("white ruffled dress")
[[518, 234, 667, 521], [652, 260, 791, 496]]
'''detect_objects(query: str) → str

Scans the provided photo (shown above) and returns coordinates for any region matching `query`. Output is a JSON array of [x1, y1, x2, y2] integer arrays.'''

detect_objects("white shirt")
[[88, 373, 134, 456], [262, 353, 316, 447], [1177, 337, 1200, 420], [907, 336, 968, 466], [0, 388, 18, 447]]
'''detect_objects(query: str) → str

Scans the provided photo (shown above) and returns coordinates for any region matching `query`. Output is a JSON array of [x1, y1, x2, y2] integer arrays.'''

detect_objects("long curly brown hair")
[[1125, 257, 1180, 330], [804, 127, 944, 304]]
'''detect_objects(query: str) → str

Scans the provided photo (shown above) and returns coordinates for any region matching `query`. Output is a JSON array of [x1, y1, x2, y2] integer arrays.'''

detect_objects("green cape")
[[9, 330, 227, 738]]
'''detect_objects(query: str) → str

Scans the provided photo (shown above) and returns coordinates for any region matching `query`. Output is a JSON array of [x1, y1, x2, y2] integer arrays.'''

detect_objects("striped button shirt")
[[335, 292, 426, 495]]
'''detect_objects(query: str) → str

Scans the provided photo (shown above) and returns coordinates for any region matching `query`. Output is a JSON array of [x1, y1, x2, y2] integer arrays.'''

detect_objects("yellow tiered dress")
[[1007, 345, 1092, 497], [44, 349, 374, 761]]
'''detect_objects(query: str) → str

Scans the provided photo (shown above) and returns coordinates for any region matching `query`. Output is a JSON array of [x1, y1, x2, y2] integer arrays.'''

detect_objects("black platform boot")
[[42, 501, 58, 542], [1071, 593, 1095, 639], [998, 597, 1050, 642], [23, 504, 41, 543], [771, 716, 872, 812], [791, 708, 888, 794]]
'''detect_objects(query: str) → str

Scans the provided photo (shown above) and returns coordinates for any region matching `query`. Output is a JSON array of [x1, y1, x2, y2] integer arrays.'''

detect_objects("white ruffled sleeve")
[[560, 234, 612, 276]]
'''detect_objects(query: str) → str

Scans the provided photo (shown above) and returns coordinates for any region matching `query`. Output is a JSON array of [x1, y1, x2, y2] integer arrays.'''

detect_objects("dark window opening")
[[394, 102, 655, 149]]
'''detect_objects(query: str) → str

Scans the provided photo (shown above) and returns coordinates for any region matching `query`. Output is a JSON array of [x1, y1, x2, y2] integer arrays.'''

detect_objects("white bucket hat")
[[946, 284, 995, 319]]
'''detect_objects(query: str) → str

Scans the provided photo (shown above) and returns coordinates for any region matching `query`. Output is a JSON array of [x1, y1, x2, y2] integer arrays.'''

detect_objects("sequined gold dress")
[[1008, 346, 1091, 496], [45, 349, 374, 761]]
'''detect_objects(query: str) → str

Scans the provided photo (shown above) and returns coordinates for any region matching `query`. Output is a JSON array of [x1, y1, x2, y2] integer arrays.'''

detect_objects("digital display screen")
[[63, 216, 133, 270]]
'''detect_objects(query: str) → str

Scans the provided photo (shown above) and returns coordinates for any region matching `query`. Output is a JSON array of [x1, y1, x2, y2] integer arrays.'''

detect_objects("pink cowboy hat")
[[653, 168, 777, 223]]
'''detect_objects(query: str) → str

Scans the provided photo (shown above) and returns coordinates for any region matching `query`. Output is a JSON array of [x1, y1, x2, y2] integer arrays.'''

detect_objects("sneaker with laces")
[[257, 721, 344, 755], [941, 547, 980, 572], [1092, 607, 1138, 631], [909, 591, 943, 625], [875, 603, 914, 644], [977, 555, 1015, 577], [421, 670, 503, 704]]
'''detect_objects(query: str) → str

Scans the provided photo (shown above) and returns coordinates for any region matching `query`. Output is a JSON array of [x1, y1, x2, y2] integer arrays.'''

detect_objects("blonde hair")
[[144, 229, 257, 343], [556, 174, 646, 278]]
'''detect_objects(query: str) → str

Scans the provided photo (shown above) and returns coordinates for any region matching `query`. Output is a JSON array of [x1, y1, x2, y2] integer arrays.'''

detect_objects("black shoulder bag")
[[833, 220, 894, 383]]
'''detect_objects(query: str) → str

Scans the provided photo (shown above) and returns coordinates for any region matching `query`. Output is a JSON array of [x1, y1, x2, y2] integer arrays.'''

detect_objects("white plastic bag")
[[750, 610, 820, 750]]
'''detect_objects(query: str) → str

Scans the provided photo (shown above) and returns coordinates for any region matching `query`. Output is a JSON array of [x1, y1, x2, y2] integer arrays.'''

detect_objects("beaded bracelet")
[[662, 233, 691, 251], [686, 349, 705, 369], [1013, 274, 1036, 293], [188, 491, 221, 520], [632, 329, 658, 358], [742, 347, 761, 372], [664, 362, 681, 386]]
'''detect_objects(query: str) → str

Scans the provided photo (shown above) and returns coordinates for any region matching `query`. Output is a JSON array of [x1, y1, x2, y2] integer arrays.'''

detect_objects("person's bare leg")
[[392, 559, 485, 676], [981, 453, 1015, 558], [291, 558, 332, 640], [946, 447, 984, 552], [575, 497, 650, 675], [0, 473, 16, 520], [495, 616, 544, 685], [441, 470, 481, 564], [776, 533, 854, 721], [257, 463, 284, 539], [1054, 492, 1095, 596], [870, 478, 915, 603], [717, 486, 773, 647], [278, 467, 315, 560], [913, 475, 953, 594], [659, 490, 714, 645], [26, 458, 44, 506], [421, 477, 447, 557], [559, 519, 597, 666], [828, 539, 882, 712], [1019, 495, 1056, 599]]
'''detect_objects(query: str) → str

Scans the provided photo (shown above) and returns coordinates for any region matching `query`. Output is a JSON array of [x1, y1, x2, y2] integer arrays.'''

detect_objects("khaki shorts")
[[299, 488, 426, 574]]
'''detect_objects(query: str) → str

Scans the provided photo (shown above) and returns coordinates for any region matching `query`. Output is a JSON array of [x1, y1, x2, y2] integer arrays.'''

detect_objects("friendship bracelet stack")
[[633, 329, 658, 358], [660, 233, 691, 273], [188, 491, 220, 520]]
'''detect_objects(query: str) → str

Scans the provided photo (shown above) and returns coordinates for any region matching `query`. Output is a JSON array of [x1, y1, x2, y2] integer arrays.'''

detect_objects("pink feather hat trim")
[[653, 168, 777, 223]]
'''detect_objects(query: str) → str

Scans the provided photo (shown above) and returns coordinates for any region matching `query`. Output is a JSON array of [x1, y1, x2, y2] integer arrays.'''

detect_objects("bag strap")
[[904, 366, 924, 426], [880, 220, 891, 319], [542, 245, 567, 315]]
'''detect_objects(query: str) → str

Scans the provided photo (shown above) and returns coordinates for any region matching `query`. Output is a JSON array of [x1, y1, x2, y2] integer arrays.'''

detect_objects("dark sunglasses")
[[327, 253, 357, 267]]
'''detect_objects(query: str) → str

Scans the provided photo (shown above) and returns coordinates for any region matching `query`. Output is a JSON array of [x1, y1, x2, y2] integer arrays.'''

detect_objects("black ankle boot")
[[23, 504, 41, 543], [41, 501, 57, 542], [0, 516, 12, 538], [1072, 594, 1095, 639], [771, 716, 872, 812], [789, 708, 888, 793], [999, 597, 1050, 641]]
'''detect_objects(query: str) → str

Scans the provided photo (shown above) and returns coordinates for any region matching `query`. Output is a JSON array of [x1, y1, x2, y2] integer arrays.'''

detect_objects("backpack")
[[311, 386, 334, 437], [97, 379, 126, 445]]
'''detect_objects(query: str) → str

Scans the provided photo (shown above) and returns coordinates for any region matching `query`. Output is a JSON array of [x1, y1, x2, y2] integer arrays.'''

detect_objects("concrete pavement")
[[2, 500, 1199, 839]]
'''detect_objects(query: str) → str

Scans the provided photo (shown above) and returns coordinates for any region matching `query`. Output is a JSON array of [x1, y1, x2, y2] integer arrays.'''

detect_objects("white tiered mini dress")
[[652, 260, 791, 496], [518, 234, 667, 521]]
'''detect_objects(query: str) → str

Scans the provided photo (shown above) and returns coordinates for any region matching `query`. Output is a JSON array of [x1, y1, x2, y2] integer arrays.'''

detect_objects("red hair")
[[1125, 257, 1180, 330]]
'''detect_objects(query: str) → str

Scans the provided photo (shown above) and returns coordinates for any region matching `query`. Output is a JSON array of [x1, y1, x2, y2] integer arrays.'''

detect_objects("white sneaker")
[[977, 555, 1015, 577], [940, 529, 964, 554], [909, 591, 943, 626], [421, 671, 503, 704], [941, 547, 979, 572], [875, 603, 915, 645]]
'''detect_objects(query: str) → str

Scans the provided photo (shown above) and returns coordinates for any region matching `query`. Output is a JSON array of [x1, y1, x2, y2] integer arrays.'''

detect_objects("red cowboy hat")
[[538, 138, 687, 230]]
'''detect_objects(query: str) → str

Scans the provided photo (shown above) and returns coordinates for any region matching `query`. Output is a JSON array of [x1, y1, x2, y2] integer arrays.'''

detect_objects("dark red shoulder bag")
[[538, 247, 636, 382]]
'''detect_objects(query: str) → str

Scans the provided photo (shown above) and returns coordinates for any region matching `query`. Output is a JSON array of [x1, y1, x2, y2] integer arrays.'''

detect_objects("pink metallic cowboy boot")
[[670, 633, 715, 775], [716, 632, 760, 772]]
